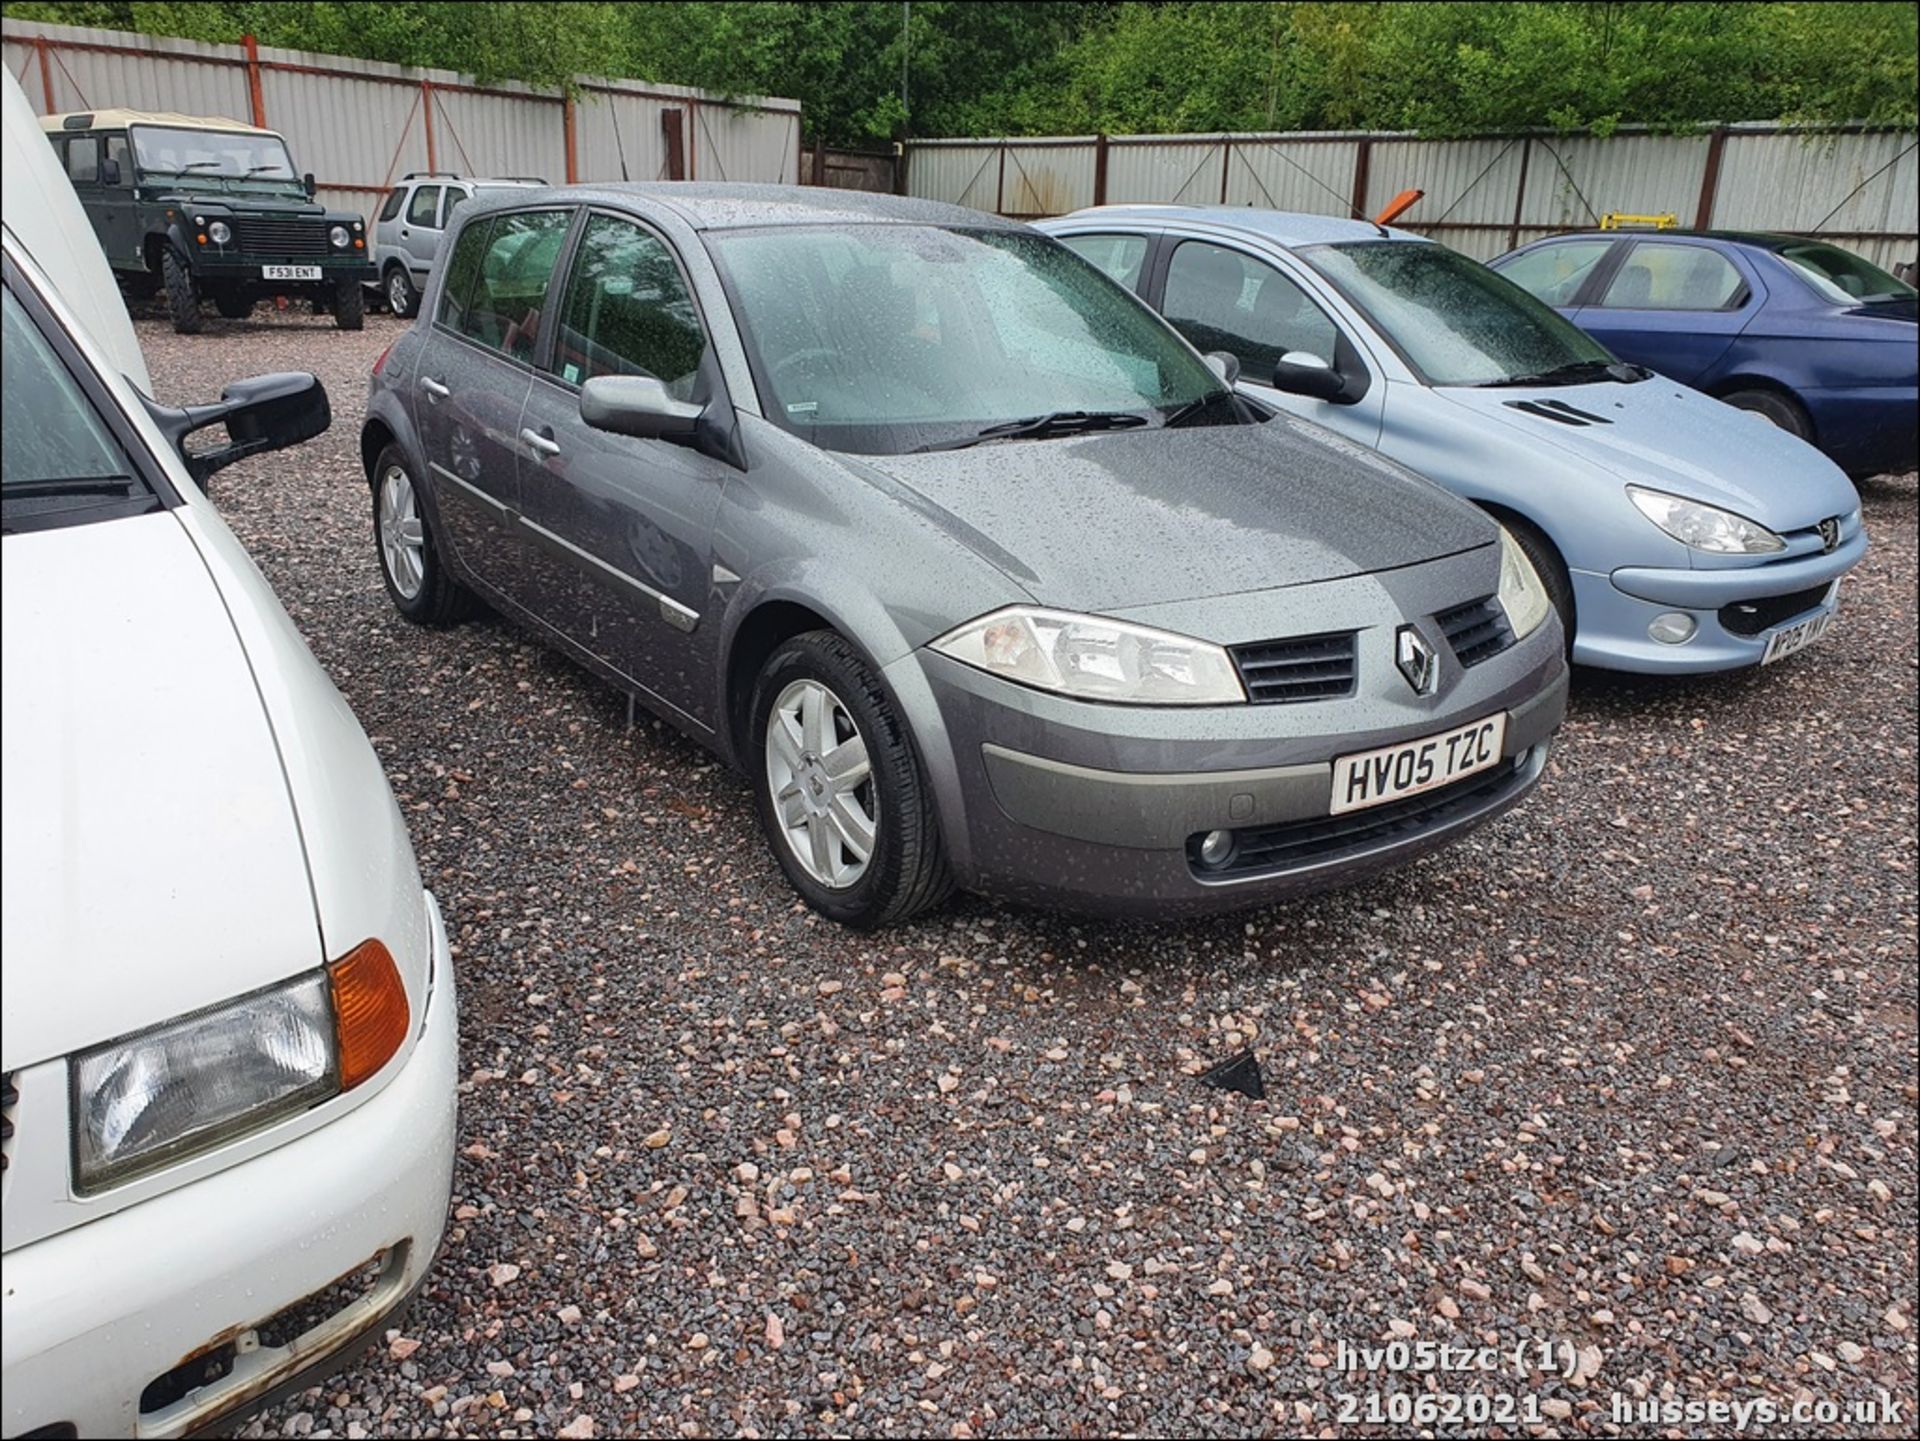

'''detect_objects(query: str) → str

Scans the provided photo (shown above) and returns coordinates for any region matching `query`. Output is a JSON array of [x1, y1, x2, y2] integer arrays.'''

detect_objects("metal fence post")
[[1696, 126, 1729, 229], [563, 90, 579, 183], [1351, 136, 1372, 217], [1094, 132, 1109, 206], [422, 78, 436, 172], [1508, 137, 1532, 250], [34, 34, 54, 111], [242, 33, 267, 128]]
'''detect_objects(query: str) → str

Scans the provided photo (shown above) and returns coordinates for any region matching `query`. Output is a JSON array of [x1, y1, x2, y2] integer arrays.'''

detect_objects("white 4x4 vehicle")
[[1, 69, 456, 1439], [372, 170, 545, 316]]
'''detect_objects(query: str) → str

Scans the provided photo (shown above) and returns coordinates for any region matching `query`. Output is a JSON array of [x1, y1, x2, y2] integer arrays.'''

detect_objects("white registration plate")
[[261, 264, 321, 281], [1330, 713, 1507, 815], [1760, 590, 1838, 665]]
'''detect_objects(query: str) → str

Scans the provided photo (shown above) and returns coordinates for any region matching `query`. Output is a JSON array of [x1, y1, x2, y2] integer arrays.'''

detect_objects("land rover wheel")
[[162, 248, 202, 334], [334, 278, 366, 331], [214, 290, 255, 320]]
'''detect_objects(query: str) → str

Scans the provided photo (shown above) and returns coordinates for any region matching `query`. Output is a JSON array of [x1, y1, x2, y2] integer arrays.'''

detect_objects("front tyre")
[[1503, 515, 1574, 658], [334, 278, 366, 331], [385, 265, 420, 318], [373, 444, 481, 625], [751, 632, 952, 928], [161, 247, 202, 334]]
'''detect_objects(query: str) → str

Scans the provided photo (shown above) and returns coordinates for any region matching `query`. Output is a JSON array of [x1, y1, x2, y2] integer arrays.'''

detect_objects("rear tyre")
[[162, 247, 202, 334], [1502, 515, 1574, 658], [1721, 387, 1812, 441], [334, 278, 366, 331], [385, 265, 420, 319], [373, 443, 481, 625], [214, 290, 256, 320], [121, 271, 162, 301], [750, 631, 953, 928]]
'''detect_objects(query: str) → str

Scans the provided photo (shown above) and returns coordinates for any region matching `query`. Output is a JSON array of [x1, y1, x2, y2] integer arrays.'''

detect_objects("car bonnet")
[[1435, 378, 1858, 532], [846, 416, 1491, 615], [0, 510, 321, 1071]]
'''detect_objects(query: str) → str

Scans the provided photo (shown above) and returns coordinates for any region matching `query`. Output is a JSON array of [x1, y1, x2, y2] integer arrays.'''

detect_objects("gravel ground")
[[136, 307, 1916, 1439]]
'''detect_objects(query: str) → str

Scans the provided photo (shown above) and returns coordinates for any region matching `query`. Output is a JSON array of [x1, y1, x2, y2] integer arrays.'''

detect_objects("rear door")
[[1569, 238, 1764, 384], [515, 209, 728, 723], [1492, 237, 1620, 317], [399, 183, 445, 283], [411, 206, 575, 610]]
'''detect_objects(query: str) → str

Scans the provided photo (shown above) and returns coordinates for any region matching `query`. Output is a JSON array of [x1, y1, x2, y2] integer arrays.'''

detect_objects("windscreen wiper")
[[1482, 359, 1645, 387], [3, 474, 139, 499], [914, 409, 1151, 452]]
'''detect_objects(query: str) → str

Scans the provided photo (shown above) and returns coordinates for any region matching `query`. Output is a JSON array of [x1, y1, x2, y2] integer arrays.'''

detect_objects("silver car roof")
[[1049, 205, 1429, 248]]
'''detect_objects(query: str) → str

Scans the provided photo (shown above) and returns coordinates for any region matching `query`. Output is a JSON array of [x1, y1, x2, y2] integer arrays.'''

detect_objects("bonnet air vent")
[[1502, 399, 1615, 426]]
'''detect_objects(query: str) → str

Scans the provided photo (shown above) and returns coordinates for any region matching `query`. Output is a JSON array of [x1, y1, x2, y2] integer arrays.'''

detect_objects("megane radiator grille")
[[1436, 595, 1515, 668], [1230, 632, 1357, 704]]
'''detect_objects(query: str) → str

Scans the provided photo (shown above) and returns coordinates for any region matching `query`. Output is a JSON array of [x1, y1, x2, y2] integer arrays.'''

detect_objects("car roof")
[[1048, 204, 1428, 247], [456, 181, 1017, 232], [40, 107, 279, 138], [4, 73, 150, 390], [1519, 228, 1811, 251]]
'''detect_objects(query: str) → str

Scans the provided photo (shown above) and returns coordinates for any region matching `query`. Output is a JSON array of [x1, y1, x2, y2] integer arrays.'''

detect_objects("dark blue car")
[[1493, 231, 1917, 479]]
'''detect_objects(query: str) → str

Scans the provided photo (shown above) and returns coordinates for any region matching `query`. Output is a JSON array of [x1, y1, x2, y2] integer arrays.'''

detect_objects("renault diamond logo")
[[1396, 626, 1438, 695], [1818, 516, 1841, 553]]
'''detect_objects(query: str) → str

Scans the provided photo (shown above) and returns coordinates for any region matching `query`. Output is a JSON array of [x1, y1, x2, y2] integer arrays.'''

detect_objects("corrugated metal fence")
[[3, 17, 801, 226], [907, 126, 1919, 271]]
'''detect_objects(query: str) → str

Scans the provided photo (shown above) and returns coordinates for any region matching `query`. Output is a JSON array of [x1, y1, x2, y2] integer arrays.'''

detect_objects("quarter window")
[[552, 215, 708, 396], [442, 209, 572, 362], [1058, 233, 1150, 290], [1163, 240, 1341, 376], [1498, 239, 1615, 307], [407, 184, 443, 228], [1600, 242, 1747, 311], [378, 186, 407, 222]]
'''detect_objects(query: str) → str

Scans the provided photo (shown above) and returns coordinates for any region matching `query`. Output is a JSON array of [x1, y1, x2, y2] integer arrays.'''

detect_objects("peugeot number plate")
[[1760, 587, 1839, 665], [261, 264, 321, 281], [1330, 713, 1507, 815]]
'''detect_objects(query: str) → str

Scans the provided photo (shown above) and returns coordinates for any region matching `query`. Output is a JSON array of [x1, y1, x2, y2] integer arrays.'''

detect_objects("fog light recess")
[[1198, 829, 1236, 869], [1648, 611, 1697, 645]]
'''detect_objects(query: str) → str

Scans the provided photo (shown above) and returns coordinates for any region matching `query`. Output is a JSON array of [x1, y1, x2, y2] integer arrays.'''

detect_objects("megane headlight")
[[1496, 528, 1552, 638], [931, 607, 1245, 705], [1627, 486, 1785, 554]]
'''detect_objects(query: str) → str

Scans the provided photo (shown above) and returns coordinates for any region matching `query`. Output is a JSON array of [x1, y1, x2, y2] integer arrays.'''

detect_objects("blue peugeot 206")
[[1039, 207, 1867, 675], [1491, 228, 1918, 480]]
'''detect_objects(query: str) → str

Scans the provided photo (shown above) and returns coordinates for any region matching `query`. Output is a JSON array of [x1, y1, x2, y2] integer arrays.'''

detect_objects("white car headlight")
[[931, 607, 1246, 705], [206, 219, 232, 245], [1496, 528, 1552, 639], [329, 224, 352, 248], [71, 942, 412, 1193], [1627, 485, 1785, 554]]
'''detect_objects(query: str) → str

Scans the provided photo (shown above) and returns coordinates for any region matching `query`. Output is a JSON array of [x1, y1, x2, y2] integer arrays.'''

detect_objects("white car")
[[1, 69, 456, 1439]]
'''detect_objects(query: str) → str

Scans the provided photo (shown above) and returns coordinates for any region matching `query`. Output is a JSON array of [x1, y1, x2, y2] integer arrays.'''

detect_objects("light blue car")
[[1038, 207, 1866, 674]]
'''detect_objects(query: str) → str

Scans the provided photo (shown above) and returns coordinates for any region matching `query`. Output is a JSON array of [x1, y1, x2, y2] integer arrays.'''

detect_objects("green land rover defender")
[[41, 108, 375, 333]]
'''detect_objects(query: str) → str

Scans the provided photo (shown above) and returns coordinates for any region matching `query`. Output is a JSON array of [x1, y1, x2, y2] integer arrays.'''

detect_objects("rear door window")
[[1498, 239, 1615, 307], [551, 213, 708, 397], [1058, 233, 1150, 291], [443, 209, 572, 362], [407, 184, 444, 229], [1600, 242, 1747, 311], [1163, 239, 1341, 372], [65, 135, 100, 185], [378, 186, 407, 222]]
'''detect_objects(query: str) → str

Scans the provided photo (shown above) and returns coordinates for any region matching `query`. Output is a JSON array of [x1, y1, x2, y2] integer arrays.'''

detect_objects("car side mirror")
[[1203, 350, 1241, 386], [140, 372, 331, 486], [99, 156, 121, 186], [303, 171, 317, 199], [580, 375, 703, 443], [1268, 350, 1349, 403]]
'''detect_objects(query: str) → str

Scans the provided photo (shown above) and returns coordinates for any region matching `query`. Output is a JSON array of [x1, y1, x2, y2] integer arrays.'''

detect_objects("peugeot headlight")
[[206, 219, 232, 245], [1496, 528, 1552, 638], [931, 607, 1246, 704], [70, 942, 411, 1193], [329, 224, 352, 249], [1627, 485, 1785, 554]]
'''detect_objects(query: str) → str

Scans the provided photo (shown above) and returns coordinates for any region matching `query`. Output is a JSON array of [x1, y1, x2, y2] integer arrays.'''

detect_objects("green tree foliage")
[[6, 1, 1914, 141]]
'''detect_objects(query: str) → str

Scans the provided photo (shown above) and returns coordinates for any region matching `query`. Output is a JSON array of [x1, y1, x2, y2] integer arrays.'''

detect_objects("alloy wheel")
[[387, 270, 411, 314], [378, 465, 426, 599], [764, 678, 876, 889]]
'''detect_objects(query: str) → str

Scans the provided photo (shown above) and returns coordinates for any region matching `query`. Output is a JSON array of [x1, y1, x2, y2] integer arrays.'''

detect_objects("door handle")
[[520, 426, 561, 458], [419, 376, 450, 400], [400, 229, 410, 238]]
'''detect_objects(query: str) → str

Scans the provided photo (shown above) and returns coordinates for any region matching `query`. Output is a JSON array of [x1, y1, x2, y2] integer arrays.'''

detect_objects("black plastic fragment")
[[1198, 1049, 1266, 1099]]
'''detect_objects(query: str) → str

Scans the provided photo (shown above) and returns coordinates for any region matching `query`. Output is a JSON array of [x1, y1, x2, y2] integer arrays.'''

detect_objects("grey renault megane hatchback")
[[361, 184, 1568, 926]]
